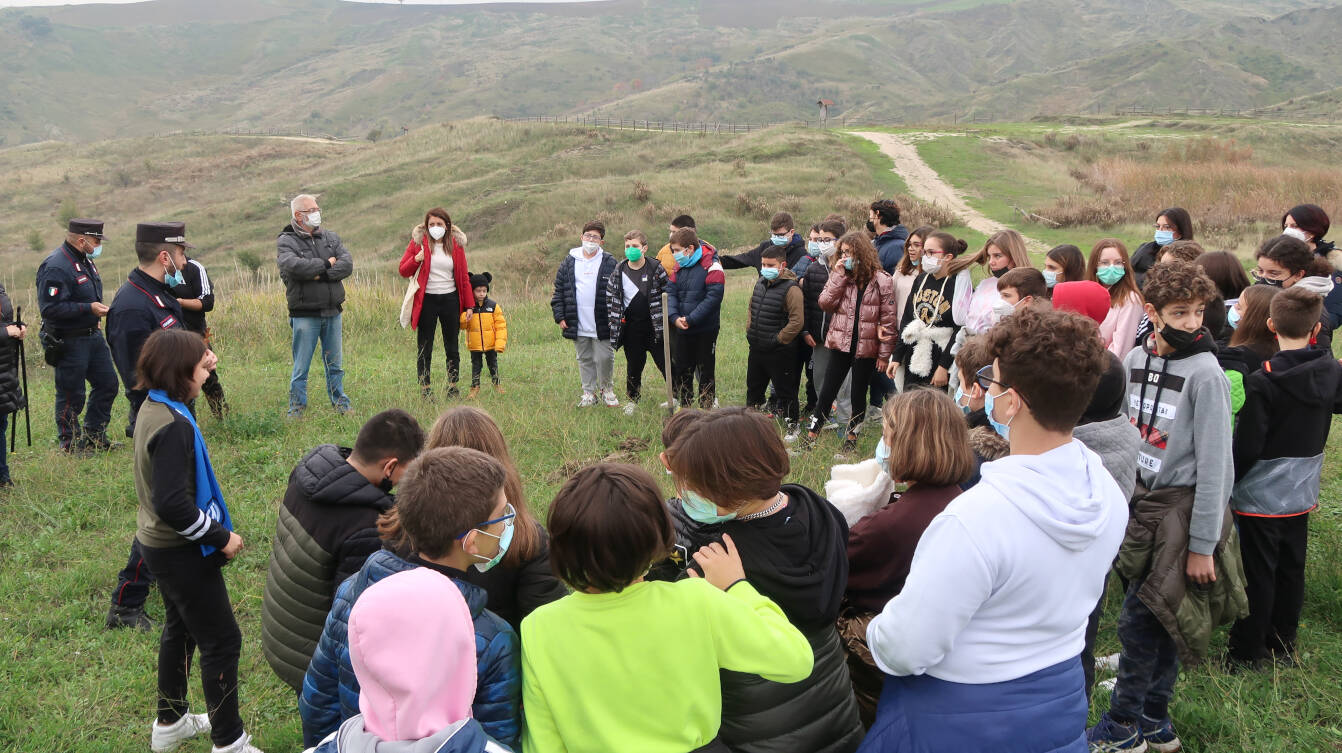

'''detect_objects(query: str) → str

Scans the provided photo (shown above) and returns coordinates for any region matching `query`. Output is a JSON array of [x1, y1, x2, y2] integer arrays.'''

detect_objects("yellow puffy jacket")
[[461, 299, 508, 353]]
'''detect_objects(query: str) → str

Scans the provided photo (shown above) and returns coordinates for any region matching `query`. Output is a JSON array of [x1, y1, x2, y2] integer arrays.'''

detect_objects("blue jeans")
[[289, 315, 348, 410], [1108, 579, 1180, 723]]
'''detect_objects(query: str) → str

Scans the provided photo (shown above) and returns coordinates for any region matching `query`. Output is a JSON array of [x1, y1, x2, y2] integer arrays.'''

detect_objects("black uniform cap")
[[136, 221, 195, 249], [68, 218, 106, 238]]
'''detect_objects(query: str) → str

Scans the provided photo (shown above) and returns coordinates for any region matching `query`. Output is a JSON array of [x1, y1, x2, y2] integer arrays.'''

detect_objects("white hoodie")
[[866, 440, 1127, 684], [570, 247, 606, 338]]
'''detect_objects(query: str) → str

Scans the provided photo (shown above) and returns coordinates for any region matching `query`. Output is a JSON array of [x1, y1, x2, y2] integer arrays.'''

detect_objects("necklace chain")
[[737, 492, 786, 521]]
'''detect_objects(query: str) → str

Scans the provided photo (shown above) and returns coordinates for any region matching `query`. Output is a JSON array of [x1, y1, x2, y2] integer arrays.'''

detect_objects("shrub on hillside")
[[27, 229, 43, 252], [56, 199, 79, 226]]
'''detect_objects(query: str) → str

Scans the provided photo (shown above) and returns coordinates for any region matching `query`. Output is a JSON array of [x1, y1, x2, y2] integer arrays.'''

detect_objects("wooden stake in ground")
[[663, 291, 674, 416]]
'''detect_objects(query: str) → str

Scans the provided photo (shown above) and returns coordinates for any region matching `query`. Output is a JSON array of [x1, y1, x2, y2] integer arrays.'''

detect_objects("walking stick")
[[14, 306, 30, 450], [662, 291, 674, 417]]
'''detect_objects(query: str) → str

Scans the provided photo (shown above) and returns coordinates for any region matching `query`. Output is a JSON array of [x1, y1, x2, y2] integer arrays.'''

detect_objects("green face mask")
[[1096, 265, 1127, 286], [625, 247, 643, 263]]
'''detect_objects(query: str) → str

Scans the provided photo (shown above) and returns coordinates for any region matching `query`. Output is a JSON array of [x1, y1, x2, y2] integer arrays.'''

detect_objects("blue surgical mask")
[[760, 267, 780, 281], [806, 241, 821, 257], [1227, 306, 1241, 330], [911, 258, 921, 267], [770, 234, 789, 246], [953, 386, 971, 416], [844, 258, 854, 271], [89, 244, 103, 259], [874, 437, 890, 474], [680, 489, 736, 525], [984, 386, 1014, 442], [165, 259, 185, 288], [1154, 229, 1175, 246], [468, 503, 516, 573], [1042, 269, 1058, 289]]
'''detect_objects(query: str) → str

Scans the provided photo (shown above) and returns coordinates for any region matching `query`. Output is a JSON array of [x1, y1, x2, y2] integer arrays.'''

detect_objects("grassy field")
[[0, 119, 1339, 751]]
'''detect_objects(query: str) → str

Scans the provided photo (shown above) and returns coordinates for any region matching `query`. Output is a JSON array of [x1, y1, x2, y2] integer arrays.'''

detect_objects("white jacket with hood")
[[866, 440, 1127, 685]]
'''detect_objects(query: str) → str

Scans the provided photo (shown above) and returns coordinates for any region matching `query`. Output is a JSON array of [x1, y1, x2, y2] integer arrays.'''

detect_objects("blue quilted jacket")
[[299, 550, 521, 748]]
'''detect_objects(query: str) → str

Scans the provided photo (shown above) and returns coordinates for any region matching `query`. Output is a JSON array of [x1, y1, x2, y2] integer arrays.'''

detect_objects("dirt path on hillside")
[[849, 131, 1047, 251]]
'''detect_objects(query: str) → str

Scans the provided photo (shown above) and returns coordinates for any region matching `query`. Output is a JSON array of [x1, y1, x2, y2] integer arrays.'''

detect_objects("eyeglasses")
[[457, 502, 516, 539], [581, 233, 603, 242], [974, 364, 1007, 393]]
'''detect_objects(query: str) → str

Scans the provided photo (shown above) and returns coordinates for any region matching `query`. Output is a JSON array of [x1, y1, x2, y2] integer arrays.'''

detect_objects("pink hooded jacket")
[[349, 568, 478, 742]]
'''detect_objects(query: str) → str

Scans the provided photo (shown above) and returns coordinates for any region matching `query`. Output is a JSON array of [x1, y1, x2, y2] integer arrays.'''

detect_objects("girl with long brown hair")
[[1087, 238, 1144, 360], [944, 228, 1031, 335], [888, 231, 970, 389], [398, 208, 474, 398], [806, 231, 899, 453]]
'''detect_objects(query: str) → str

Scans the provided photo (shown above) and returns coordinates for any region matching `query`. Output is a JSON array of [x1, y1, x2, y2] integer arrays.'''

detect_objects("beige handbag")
[[399, 275, 418, 328]]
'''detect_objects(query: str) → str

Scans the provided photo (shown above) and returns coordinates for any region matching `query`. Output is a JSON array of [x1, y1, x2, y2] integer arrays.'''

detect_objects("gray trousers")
[[575, 336, 614, 394]]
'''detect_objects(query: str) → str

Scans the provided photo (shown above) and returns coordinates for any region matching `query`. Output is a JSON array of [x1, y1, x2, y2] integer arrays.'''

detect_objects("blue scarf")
[[677, 245, 704, 269], [148, 389, 233, 556]]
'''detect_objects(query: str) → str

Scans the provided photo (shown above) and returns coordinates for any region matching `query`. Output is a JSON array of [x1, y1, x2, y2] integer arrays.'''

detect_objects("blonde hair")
[[944, 229, 1029, 278], [881, 388, 974, 487]]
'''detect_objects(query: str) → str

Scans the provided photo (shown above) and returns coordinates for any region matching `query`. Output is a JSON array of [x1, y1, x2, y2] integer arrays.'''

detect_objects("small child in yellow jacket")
[[461, 272, 507, 397]]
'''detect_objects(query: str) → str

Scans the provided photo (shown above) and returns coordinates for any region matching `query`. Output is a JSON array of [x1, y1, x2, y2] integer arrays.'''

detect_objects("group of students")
[[125, 200, 1340, 753]]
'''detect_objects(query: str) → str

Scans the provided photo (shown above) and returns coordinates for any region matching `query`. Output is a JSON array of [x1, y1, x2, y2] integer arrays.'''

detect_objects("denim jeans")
[[290, 314, 348, 409], [1108, 579, 1180, 724]]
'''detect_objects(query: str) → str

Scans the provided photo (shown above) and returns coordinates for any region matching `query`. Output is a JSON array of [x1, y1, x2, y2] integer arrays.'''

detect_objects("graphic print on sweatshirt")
[[1129, 366, 1185, 472]]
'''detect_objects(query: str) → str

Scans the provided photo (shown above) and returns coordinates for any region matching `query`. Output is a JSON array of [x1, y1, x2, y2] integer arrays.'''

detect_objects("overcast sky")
[[0, 0, 603, 5]]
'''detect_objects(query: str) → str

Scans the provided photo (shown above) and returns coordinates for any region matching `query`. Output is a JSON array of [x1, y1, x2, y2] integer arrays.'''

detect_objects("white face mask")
[[1283, 227, 1309, 243], [922, 257, 941, 274], [818, 240, 837, 257], [991, 298, 1017, 318], [428, 225, 447, 241], [582, 240, 602, 255], [304, 210, 322, 228]]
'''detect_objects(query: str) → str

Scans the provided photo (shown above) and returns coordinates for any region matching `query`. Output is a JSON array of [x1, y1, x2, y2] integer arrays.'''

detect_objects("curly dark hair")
[[1142, 260, 1218, 312], [984, 306, 1108, 432]]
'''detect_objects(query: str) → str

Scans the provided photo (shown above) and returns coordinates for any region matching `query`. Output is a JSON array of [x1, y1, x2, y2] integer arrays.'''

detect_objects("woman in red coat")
[[399, 208, 475, 397]]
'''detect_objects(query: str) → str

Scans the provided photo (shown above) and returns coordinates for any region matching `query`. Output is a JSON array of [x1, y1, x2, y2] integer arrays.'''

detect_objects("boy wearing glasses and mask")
[[300, 447, 521, 749], [553, 221, 619, 407]]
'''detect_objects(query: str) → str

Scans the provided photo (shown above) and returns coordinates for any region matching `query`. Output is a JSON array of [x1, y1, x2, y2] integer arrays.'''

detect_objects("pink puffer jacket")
[[821, 267, 898, 362]]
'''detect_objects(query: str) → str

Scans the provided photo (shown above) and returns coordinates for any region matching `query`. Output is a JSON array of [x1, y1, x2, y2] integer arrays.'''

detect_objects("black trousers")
[[140, 543, 244, 747], [672, 329, 717, 409], [622, 320, 666, 403], [747, 343, 799, 422], [811, 349, 876, 435], [112, 537, 155, 610], [1228, 513, 1310, 662], [470, 351, 500, 386], [417, 292, 461, 386]]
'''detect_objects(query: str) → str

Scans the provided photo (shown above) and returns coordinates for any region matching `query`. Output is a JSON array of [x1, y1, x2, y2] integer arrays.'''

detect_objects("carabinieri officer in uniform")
[[103, 221, 198, 631], [36, 218, 120, 452]]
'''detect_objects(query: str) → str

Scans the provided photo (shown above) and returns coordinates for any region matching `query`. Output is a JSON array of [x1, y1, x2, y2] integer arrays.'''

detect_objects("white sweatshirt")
[[570, 247, 605, 338], [867, 439, 1128, 684]]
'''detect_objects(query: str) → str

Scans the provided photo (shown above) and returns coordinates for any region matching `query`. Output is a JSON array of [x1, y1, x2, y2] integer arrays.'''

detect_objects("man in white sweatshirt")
[[551, 221, 618, 407], [860, 306, 1128, 753]]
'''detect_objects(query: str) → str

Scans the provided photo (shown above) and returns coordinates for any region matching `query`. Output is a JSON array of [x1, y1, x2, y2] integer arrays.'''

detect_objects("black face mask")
[[866, 220, 877, 234], [992, 267, 1009, 278], [1159, 324, 1203, 352], [378, 475, 394, 493]]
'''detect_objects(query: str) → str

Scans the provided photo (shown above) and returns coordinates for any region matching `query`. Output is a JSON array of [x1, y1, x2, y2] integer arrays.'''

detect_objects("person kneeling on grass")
[[861, 306, 1127, 753], [304, 568, 512, 753], [133, 330, 263, 753], [552, 221, 619, 407], [521, 463, 814, 753]]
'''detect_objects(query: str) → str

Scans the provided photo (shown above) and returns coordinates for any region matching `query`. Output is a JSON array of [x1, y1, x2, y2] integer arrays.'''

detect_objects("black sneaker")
[[446, 385, 460, 398], [840, 433, 859, 455], [420, 385, 434, 401], [106, 605, 154, 631], [78, 433, 122, 453]]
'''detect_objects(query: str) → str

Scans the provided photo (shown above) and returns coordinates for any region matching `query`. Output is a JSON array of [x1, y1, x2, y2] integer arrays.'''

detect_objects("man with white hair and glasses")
[[277, 194, 354, 417]]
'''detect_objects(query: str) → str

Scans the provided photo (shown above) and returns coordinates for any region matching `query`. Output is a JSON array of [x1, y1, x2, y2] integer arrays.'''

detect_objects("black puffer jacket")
[[650, 484, 864, 753], [551, 250, 617, 341], [261, 444, 395, 692], [794, 256, 830, 343], [276, 224, 354, 318], [0, 284, 25, 415], [460, 521, 570, 630], [1131, 240, 1160, 289]]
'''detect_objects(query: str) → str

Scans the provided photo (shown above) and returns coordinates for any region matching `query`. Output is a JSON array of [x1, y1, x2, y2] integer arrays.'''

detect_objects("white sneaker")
[[1095, 653, 1122, 672], [658, 399, 680, 409], [212, 732, 265, 753], [623, 402, 638, 416], [601, 389, 620, 407], [577, 392, 596, 407], [1096, 677, 1118, 692], [712, 398, 720, 409], [152, 713, 210, 752]]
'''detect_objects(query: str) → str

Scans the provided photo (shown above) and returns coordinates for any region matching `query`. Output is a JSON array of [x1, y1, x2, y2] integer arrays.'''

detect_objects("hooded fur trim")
[[412, 222, 469, 249], [969, 426, 1009, 462], [1328, 248, 1342, 273]]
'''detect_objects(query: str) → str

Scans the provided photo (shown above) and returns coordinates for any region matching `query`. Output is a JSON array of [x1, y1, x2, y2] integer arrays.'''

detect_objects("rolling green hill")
[[2, 0, 1341, 146]]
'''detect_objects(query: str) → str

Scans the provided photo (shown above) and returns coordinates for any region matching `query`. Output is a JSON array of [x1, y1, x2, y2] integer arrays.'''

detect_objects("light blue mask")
[[760, 267, 780, 281], [806, 241, 821, 257], [89, 244, 103, 259], [1042, 269, 1058, 289], [770, 234, 789, 246], [953, 386, 971, 416], [874, 437, 890, 474], [675, 246, 703, 268], [911, 258, 921, 267], [1227, 306, 1241, 330], [984, 387, 1014, 441], [165, 261, 185, 288], [681, 489, 736, 525], [468, 503, 516, 573], [1154, 229, 1175, 246], [844, 258, 854, 271]]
